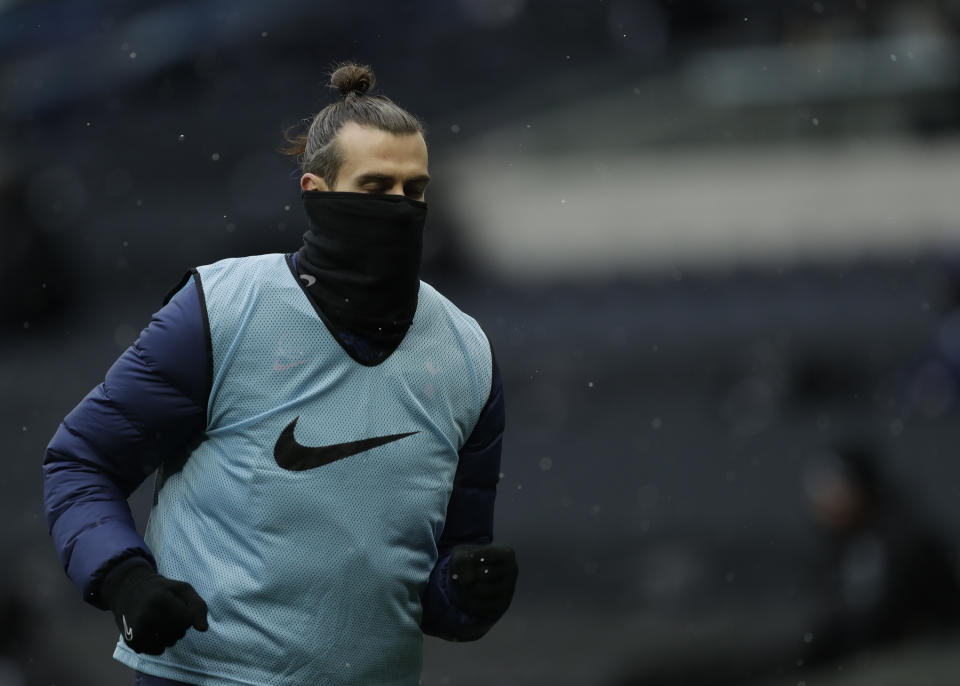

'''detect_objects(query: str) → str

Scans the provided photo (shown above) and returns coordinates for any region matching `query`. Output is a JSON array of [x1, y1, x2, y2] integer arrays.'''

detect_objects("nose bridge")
[[387, 180, 405, 196]]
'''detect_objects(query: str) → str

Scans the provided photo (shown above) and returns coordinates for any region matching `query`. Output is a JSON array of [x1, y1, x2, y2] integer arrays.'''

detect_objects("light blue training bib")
[[114, 253, 492, 686]]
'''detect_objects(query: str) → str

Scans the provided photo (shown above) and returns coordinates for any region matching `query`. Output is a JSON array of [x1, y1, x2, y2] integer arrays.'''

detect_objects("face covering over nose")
[[296, 190, 427, 361]]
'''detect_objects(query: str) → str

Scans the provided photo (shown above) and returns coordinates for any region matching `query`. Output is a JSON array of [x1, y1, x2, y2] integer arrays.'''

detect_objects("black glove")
[[449, 544, 518, 622], [99, 557, 208, 655]]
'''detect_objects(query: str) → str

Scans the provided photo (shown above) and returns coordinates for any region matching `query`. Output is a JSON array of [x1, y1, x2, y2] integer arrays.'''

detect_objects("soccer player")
[[42, 62, 517, 686]]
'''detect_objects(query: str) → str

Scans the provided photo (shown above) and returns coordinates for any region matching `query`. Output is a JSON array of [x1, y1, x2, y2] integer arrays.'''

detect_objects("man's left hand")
[[449, 544, 518, 621]]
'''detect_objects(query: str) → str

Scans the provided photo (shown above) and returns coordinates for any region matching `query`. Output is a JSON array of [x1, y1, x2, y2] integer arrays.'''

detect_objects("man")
[[43, 63, 517, 686], [799, 442, 960, 668]]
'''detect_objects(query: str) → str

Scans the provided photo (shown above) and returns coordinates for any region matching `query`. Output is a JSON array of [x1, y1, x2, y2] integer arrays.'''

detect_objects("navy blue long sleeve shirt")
[[42, 260, 505, 641]]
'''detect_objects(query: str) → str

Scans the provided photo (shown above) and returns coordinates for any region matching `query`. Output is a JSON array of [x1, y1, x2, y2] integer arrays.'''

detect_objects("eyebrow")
[[355, 173, 431, 186]]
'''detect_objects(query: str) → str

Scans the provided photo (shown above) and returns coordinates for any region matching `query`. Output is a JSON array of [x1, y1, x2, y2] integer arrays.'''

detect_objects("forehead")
[[335, 121, 428, 177]]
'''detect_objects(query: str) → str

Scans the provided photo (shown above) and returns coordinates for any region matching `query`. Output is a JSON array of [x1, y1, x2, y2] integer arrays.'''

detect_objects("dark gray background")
[[3, 1, 960, 684]]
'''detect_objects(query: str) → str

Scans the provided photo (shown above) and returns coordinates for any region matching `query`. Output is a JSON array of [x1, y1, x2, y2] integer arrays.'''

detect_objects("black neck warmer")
[[296, 190, 427, 361]]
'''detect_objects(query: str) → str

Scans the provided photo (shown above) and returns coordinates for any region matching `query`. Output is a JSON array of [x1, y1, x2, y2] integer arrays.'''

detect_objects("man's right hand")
[[99, 558, 208, 655]]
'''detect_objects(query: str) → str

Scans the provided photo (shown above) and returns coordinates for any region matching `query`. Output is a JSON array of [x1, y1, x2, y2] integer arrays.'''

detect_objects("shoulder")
[[419, 281, 489, 353], [193, 254, 293, 305], [419, 281, 494, 408], [195, 253, 287, 282]]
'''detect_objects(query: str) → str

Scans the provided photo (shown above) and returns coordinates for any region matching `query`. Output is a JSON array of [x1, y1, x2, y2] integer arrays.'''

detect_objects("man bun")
[[329, 63, 375, 97], [282, 61, 421, 182]]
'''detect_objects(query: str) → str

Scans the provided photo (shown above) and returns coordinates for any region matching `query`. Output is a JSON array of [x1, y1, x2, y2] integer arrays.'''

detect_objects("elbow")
[[42, 438, 74, 532]]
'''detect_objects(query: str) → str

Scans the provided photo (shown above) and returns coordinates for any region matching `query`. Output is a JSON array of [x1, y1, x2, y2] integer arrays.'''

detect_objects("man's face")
[[300, 121, 430, 201]]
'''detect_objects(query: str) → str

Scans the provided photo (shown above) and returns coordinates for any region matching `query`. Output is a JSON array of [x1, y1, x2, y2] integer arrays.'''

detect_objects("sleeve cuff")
[[65, 520, 155, 609]]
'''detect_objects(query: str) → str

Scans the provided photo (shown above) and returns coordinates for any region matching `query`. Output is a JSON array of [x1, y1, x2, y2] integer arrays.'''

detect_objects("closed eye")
[[405, 176, 430, 200], [354, 173, 430, 199], [355, 173, 394, 194]]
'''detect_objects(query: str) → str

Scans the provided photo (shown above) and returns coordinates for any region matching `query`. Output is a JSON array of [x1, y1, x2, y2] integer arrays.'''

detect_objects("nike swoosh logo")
[[299, 274, 316, 287], [274, 416, 418, 471], [122, 614, 134, 641]]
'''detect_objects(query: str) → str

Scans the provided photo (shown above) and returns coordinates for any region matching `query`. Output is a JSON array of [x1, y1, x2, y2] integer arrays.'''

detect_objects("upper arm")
[[438, 351, 505, 551], [42, 273, 211, 597], [53, 273, 210, 490]]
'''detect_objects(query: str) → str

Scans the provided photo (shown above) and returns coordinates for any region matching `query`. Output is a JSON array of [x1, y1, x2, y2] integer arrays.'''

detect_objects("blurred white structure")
[[447, 138, 960, 277], [444, 30, 960, 278]]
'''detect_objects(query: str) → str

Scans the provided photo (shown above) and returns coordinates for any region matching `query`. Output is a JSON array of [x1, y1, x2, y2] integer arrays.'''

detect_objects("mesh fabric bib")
[[114, 253, 492, 686]]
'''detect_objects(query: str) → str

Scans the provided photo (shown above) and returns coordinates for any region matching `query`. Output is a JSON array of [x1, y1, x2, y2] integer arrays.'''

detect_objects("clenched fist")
[[99, 558, 208, 655], [449, 544, 518, 621]]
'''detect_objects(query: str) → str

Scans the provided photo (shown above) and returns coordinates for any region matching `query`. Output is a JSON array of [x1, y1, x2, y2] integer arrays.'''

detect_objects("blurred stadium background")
[[4, 1, 960, 684]]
